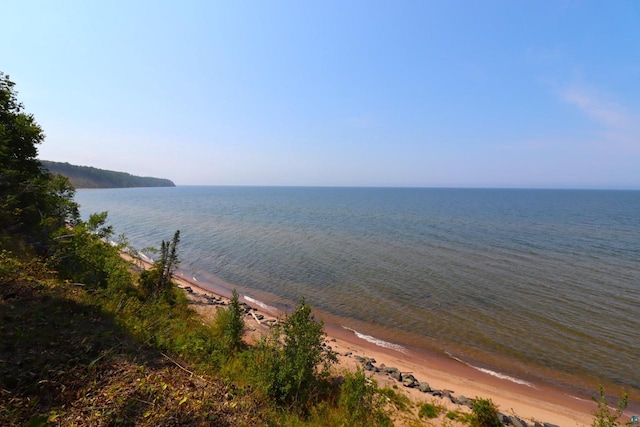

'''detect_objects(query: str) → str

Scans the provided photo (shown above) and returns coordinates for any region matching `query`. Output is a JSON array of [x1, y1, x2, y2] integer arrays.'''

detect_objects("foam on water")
[[446, 352, 534, 388], [243, 295, 277, 313], [139, 252, 153, 262], [74, 186, 640, 399], [342, 326, 407, 353]]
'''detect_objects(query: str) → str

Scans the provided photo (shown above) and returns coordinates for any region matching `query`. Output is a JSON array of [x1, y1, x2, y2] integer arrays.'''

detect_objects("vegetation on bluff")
[[42, 160, 176, 188], [0, 71, 392, 426], [2, 70, 634, 427]]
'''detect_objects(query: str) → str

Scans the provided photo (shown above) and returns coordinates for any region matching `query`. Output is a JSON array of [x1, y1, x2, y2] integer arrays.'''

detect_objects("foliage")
[[140, 230, 180, 300], [213, 289, 246, 355], [0, 72, 79, 250], [0, 69, 426, 426], [419, 401, 444, 419], [0, 251, 263, 426], [42, 160, 175, 188], [51, 212, 131, 290], [338, 368, 390, 426], [592, 386, 631, 427], [252, 298, 337, 410], [470, 397, 501, 427], [378, 386, 413, 412], [446, 410, 464, 421]]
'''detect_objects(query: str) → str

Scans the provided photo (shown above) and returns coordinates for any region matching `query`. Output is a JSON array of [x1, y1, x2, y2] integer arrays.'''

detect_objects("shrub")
[[252, 298, 337, 410], [139, 230, 180, 300], [339, 368, 390, 425], [591, 386, 630, 427], [470, 397, 501, 427], [212, 289, 245, 355], [419, 401, 443, 419], [378, 387, 412, 412]]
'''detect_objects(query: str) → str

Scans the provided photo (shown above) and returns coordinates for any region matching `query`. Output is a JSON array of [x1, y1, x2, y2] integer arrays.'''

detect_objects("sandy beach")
[[158, 265, 597, 427]]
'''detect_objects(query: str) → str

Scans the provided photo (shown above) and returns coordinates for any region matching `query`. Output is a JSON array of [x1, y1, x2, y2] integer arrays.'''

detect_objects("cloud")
[[560, 83, 639, 153], [561, 85, 631, 128]]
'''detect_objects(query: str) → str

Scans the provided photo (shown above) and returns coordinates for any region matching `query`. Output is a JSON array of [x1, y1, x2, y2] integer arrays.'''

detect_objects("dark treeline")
[[42, 160, 175, 189]]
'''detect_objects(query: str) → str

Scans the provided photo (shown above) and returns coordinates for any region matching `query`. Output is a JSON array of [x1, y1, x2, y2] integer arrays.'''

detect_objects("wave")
[[445, 352, 535, 388], [342, 327, 407, 353], [243, 295, 277, 313], [139, 252, 153, 262]]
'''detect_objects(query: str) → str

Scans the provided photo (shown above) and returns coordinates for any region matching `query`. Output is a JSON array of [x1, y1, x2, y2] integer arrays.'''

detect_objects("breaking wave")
[[243, 295, 277, 313], [342, 327, 407, 353], [446, 352, 534, 387]]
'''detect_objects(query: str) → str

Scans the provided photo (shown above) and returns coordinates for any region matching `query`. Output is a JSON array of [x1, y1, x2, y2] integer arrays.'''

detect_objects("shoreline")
[[126, 253, 605, 425], [163, 264, 598, 426]]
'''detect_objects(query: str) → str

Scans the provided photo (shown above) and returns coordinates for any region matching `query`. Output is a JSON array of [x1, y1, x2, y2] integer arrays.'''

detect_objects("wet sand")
[[169, 271, 596, 426], [124, 253, 597, 425]]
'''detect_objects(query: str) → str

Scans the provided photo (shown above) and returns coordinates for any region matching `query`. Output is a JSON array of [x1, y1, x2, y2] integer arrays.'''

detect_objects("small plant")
[[470, 397, 501, 427], [213, 289, 245, 354], [339, 368, 390, 425], [592, 386, 631, 427], [446, 410, 461, 420], [378, 387, 412, 412], [419, 401, 444, 419], [140, 230, 180, 300]]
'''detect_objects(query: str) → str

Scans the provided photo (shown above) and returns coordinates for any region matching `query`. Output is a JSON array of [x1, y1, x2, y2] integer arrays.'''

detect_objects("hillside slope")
[[42, 160, 176, 188]]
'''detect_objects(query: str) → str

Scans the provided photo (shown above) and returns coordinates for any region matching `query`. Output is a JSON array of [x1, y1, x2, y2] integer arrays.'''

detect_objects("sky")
[[2, 1, 639, 188]]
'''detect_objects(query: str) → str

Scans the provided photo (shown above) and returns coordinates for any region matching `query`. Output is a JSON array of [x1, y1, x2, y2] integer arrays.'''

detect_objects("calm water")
[[75, 186, 640, 402]]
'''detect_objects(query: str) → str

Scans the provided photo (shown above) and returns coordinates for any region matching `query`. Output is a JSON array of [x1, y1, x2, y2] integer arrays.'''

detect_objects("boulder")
[[390, 370, 402, 381], [418, 382, 431, 392], [402, 374, 418, 388], [498, 413, 510, 424], [456, 395, 473, 408], [383, 366, 399, 374], [364, 361, 376, 371], [509, 415, 529, 427]]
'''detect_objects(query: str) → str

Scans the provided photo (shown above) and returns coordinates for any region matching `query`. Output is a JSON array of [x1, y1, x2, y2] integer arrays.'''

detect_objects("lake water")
[[75, 186, 640, 405]]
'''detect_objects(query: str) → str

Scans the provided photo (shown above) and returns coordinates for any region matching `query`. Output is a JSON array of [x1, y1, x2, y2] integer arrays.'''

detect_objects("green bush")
[[339, 368, 390, 425], [591, 386, 630, 427], [252, 298, 337, 410], [418, 401, 442, 419], [470, 397, 501, 427], [378, 387, 412, 412], [212, 289, 245, 355], [139, 230, 180, 301]]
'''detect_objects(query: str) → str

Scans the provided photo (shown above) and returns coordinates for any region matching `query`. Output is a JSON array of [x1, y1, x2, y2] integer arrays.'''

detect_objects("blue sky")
[[3, 1, 639, 188]]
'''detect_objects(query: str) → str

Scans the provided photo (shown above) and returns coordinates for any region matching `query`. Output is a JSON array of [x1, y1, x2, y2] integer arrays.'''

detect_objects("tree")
[[0, 71, 78, 250], [140, 230, 180, 299], [253, 298, 337, 409], [213, 289, 245, 354], [51, 212, 123, 288], [592, 386, 631, 427]]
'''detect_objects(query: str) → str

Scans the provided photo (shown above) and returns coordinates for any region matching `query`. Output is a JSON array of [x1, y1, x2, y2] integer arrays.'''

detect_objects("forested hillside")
[[0, 71, 393, 426], [42, 160, 175, 188]]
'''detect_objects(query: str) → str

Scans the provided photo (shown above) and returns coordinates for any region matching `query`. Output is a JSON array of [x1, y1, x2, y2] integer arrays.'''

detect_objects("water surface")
[[75, 186, 640, 403]]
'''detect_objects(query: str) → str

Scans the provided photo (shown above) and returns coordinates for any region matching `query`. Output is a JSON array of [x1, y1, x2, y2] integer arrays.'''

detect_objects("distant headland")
[[42, 160, 176, 189]]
